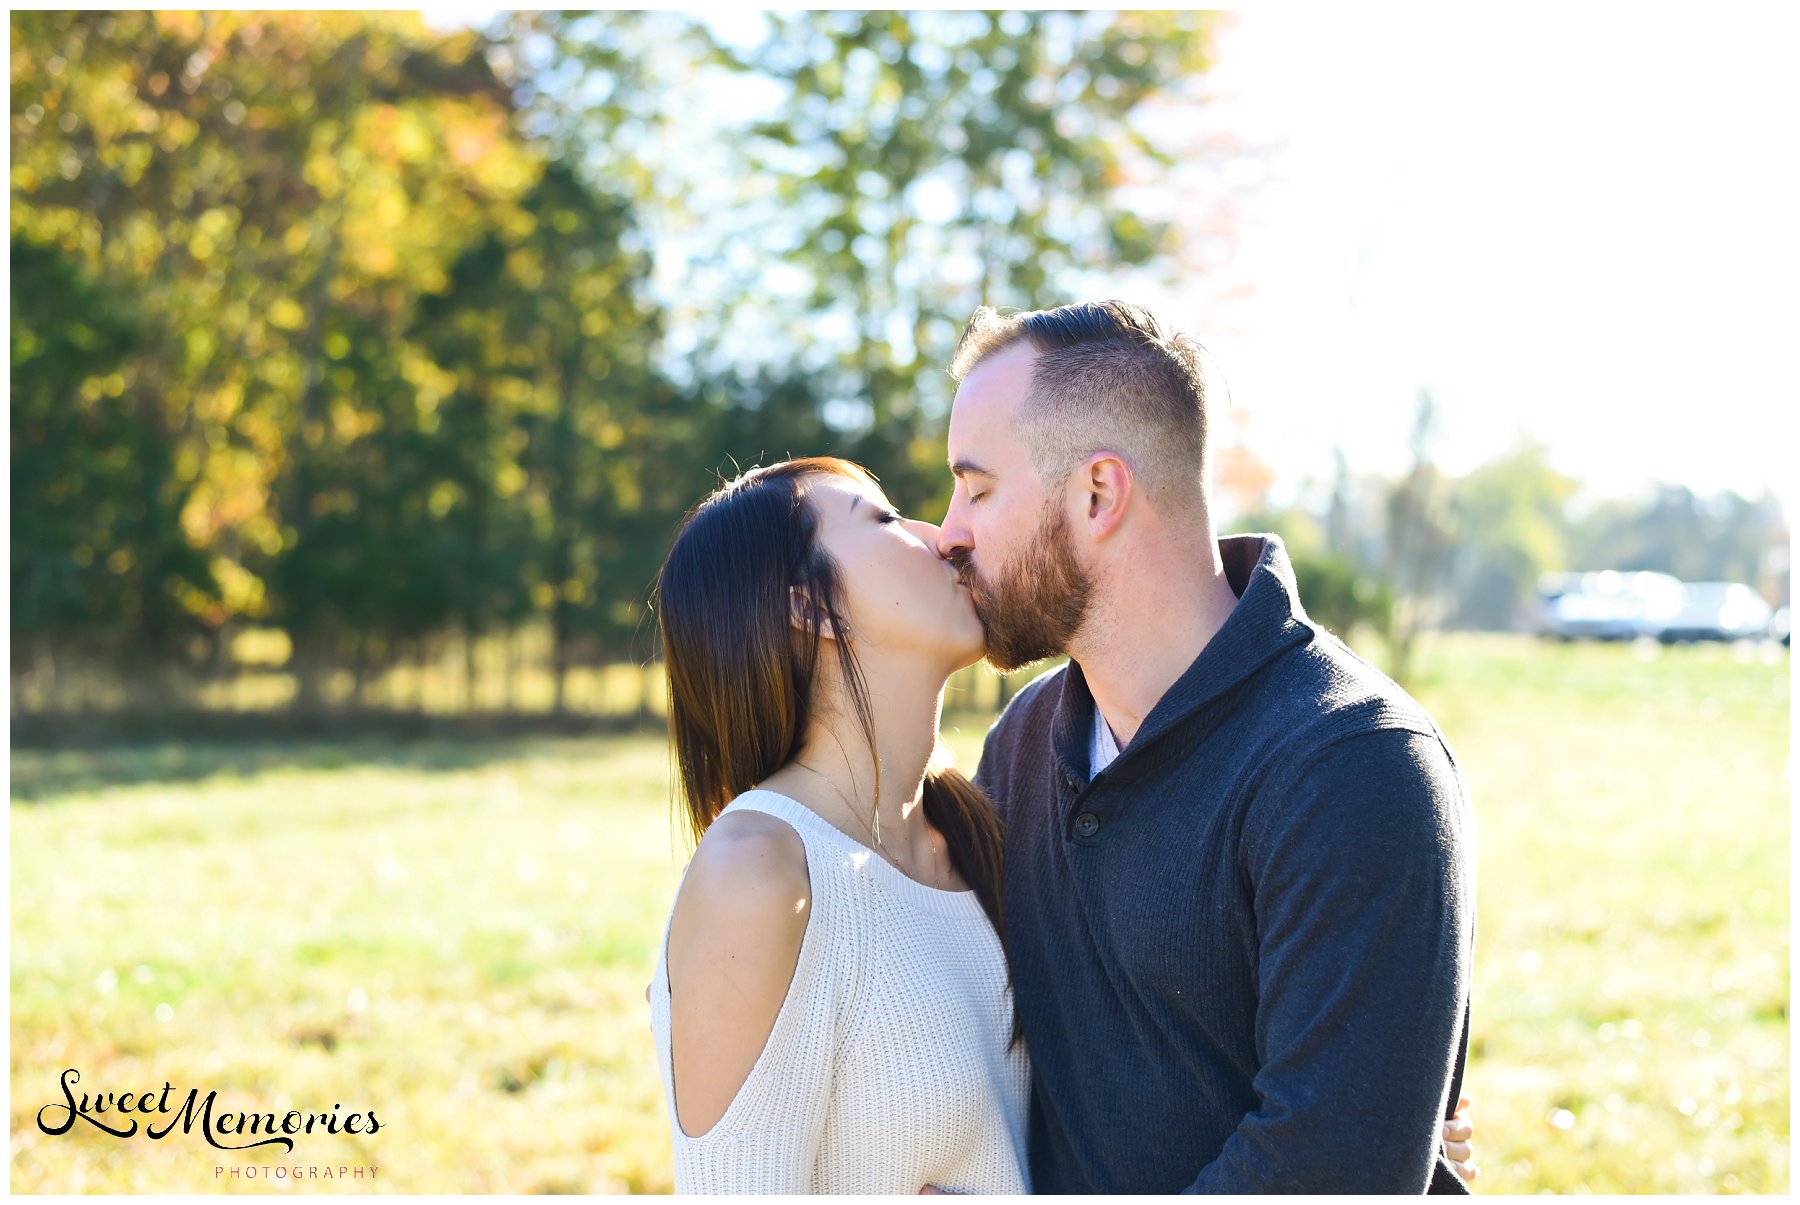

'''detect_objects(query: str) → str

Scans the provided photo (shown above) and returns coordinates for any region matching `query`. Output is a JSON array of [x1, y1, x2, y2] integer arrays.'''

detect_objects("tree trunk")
[[351, 632, 372, 706], [464, 626, 480, 712], [504, 629, 520, 713], [291, 628, 328, 715], [551, 610, 570, 717]]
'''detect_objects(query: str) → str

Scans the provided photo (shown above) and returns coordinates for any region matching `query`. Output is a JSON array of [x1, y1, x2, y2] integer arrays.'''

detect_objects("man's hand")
[[1442, 1096, 1477, 1183]]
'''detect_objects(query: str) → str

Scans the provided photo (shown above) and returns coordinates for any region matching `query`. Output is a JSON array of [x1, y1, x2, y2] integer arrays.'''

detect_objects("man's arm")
[[1187, 727, 1475, 1194]]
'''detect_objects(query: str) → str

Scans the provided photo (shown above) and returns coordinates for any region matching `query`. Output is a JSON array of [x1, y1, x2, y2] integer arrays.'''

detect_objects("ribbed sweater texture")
[[649, 789, 1032, 1194]]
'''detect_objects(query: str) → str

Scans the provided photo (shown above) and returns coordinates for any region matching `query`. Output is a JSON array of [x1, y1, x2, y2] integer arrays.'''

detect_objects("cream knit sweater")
[[649, 789, 1032, 1194]]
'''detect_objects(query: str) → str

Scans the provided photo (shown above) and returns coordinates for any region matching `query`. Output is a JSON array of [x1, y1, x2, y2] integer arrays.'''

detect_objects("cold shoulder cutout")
[[648, 789, 1031, 1193]]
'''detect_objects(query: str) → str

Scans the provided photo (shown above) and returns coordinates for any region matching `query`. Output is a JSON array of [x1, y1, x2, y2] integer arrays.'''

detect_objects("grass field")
[[10, 634, 1789, 1193]]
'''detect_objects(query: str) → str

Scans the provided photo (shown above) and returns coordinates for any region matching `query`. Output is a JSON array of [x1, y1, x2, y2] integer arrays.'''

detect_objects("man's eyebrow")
[[950, 459, 993, 479]]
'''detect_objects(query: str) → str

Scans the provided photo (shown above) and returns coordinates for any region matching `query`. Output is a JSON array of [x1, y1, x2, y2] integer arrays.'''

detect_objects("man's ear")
[[1078, 453, 1132, 541], [789, 584, 843, 641]]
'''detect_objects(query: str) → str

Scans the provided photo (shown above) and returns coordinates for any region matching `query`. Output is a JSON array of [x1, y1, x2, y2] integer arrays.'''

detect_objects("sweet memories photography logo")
[[36, 1068, 381, 1153]]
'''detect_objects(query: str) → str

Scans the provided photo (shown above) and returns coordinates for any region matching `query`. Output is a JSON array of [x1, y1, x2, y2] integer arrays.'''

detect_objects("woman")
[[648, 457, 1476, 1193]]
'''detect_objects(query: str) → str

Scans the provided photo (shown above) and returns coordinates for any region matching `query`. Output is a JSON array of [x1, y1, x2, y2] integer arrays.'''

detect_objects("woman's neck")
[[763, 652, 950, 865]]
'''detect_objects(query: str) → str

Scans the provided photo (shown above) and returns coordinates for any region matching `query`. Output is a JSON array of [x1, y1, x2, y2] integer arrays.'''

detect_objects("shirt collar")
[[1049, 533, 1315, 783], [1089, 701, 1121, 779]]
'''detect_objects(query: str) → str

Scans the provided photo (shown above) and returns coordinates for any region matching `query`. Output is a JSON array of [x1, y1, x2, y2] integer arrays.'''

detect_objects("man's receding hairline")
[[960, 331, 1039, 384], [950, 336, 1040, 447], [949, 305, 1041, 383]]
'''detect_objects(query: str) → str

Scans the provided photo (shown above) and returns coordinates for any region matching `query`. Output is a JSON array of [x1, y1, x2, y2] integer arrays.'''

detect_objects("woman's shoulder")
[[667, 802, 816, 993], [676, 804, 812, 938]]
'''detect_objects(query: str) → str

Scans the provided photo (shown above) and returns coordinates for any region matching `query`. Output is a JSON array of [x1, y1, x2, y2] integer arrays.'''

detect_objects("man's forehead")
[[948, 341, 1037, 463]]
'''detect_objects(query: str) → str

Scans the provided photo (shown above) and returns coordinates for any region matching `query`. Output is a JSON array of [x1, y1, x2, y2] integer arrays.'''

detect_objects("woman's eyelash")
[[878, 511, 901, 524]]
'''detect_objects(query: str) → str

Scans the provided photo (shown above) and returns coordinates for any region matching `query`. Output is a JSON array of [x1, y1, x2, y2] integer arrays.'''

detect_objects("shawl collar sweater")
[[973, 533, 1475, 1194]]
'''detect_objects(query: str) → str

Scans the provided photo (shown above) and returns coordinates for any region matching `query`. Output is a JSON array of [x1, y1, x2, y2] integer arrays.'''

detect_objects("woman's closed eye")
[[877, 510, 902, 525]]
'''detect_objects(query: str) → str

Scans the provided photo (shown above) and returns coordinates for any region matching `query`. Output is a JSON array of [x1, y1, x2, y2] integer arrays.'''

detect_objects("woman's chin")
[[949, 647, 985, 674], [949, 626, 988, 672], [916, 618, 986, 675]]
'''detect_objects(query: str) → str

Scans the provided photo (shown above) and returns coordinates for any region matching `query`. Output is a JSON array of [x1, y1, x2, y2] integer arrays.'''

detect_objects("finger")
[[1456, 1095, 1471, 1116], [1453, 1160, 1479, 1183], [1442, 1117, 1474, 1143], [1444, 1139, 1472, 1163], [919, 1187, 945, 1195]]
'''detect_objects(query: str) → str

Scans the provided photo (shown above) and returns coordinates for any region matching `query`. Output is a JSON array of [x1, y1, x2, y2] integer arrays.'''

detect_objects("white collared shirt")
[[1090, 703, 1122, 779]]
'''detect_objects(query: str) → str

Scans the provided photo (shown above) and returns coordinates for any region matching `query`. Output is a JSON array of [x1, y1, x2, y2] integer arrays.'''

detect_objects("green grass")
[[10, 634, 1789, 1192], [11, 737, 688, 1192]]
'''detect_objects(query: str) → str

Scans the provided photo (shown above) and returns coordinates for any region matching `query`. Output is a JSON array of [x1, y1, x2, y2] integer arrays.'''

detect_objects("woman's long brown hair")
[[654, 457, 1009, 958]]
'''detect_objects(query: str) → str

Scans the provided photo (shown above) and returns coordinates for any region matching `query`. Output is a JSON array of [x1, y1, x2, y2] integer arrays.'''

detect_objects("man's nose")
[[935, 495, 973, 560]]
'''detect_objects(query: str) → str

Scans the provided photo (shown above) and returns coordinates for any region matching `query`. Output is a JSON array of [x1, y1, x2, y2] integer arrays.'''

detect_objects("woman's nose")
[[902, 516, 942, 543]]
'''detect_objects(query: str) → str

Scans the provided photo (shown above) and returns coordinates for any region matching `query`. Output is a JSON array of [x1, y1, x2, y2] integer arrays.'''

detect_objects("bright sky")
[[1131, 7, 1799, 511]]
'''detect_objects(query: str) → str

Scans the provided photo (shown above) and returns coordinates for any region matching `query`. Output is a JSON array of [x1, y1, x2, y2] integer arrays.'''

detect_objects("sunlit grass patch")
[[11, 736, 682, 1192]]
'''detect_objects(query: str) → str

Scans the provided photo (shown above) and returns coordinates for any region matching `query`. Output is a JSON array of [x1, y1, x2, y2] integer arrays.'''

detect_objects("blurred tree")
[[417, 162, 673, 713], [515, 10, 1220, 521], [11, 11, 544, 701], [10, 8, 1238, 722], [1232, 500, 1393, 644], [9, 234, 216, 697], [724, 10, 1218, 516], [1290, 551, 1395, 645], [1213, 405, 1276, 521], [1444, 439, 1579, 629], [1568, 484, 1783, 588], [1384, 391, 1454, 686]]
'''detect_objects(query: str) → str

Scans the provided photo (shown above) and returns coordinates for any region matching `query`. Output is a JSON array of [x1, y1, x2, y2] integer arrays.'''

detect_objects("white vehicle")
[[1652, 582, 1774, 643], [1537, 570, 1683, 641]]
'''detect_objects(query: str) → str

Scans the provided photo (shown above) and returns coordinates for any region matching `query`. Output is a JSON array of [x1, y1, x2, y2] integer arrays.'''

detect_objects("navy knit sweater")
[[974, 534, 1475, 1194]]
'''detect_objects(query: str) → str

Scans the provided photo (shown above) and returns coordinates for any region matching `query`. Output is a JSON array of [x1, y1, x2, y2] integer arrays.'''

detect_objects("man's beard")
[[951, 503, 1095, 673]]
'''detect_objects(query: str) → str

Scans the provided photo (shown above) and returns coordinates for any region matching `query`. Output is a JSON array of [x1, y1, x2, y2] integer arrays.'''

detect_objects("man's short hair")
[[948, 300, 1210, 508]]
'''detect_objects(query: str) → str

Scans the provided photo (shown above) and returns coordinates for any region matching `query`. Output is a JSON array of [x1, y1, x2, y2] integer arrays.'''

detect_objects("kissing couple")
[[648, 301, 1479, 1193]]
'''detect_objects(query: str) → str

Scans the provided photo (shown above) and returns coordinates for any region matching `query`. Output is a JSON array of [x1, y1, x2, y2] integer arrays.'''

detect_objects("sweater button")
[[1074, 812, 1100, 838]]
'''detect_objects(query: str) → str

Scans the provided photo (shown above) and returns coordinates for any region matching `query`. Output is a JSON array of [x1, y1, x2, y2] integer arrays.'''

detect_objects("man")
[[937, 301, 1476, 1193]]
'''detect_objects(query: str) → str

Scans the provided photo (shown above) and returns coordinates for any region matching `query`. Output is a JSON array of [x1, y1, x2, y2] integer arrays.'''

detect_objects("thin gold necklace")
[[790, 761, 946, 887]]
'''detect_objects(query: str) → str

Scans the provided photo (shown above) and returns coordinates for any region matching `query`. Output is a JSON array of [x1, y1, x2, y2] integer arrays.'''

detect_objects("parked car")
[[1769, 605, 1789, 646], [1536, 570, 1683, 641], [1652, 581, 1773, 643]]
